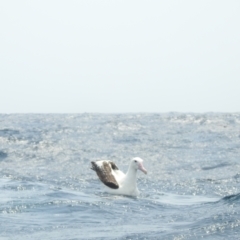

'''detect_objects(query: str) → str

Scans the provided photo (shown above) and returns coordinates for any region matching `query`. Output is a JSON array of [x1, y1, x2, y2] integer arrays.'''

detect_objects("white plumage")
[[91, 157, 147, 196]]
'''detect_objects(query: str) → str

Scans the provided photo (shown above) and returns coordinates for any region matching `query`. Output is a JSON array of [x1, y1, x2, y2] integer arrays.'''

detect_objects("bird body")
[[91, 157, 147, 196]]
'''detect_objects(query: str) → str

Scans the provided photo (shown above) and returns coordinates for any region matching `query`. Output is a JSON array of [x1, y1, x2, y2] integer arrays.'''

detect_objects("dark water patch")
[[221, 193, 240, 203], [0, 129, 20, 136], [113, 136, 141, 144], [233, 173, 240, 179], [0, 151, 7, 160], [0, 128, 24, 143], [202, 162, 231, 171]]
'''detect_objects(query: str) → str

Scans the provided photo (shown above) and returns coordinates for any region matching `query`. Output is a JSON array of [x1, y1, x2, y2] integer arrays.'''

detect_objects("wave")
[[221, 193, 240, 203], [0, 151, 7, 160]]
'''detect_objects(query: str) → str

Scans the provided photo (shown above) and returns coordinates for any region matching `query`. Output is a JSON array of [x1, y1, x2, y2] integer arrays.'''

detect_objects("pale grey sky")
[[0, 1, 239, 113]]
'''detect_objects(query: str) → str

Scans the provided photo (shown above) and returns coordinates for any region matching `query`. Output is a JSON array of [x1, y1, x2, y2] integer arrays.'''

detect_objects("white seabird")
[[91, 157, 147, 196]]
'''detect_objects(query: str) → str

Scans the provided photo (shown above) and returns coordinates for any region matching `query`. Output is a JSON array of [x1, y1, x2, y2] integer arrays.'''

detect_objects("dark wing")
[[91, 161, 119, 189], [109, 161, 119, 170]]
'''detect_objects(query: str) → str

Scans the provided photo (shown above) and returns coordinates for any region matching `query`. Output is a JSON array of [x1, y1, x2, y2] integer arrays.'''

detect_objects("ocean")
[[0, 113, 240, 239]]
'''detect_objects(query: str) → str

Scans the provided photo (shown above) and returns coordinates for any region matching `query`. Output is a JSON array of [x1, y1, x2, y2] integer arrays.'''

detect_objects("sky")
[[0, 1, 240, 113]]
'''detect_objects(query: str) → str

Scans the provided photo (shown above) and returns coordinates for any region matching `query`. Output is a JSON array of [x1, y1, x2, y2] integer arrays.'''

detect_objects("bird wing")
[[91, 161, 119, 189]]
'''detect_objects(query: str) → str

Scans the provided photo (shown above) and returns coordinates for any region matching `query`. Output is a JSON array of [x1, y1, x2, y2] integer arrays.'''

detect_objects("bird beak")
[[138, 162, 147, 174]]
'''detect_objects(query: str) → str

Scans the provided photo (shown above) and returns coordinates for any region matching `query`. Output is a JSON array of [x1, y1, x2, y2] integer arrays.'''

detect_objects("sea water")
[[0, 113, 240, 239]]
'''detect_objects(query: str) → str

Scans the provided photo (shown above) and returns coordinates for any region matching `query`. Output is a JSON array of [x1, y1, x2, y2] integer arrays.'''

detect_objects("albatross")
[[91, 157, 147, 196]]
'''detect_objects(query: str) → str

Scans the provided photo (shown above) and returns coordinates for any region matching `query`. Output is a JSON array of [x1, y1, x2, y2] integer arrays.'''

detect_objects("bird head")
[[131, 157, 147, 174]]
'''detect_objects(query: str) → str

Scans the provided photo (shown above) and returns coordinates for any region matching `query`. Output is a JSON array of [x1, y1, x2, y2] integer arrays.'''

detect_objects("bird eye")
[[134, 160, 137, 163]]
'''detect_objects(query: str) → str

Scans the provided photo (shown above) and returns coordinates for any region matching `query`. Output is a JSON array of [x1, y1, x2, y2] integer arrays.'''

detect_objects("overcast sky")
[[0, 1, 239, 113]]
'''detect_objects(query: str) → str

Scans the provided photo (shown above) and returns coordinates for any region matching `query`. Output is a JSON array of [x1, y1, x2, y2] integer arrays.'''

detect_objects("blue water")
[[1, 113, 240, 239]]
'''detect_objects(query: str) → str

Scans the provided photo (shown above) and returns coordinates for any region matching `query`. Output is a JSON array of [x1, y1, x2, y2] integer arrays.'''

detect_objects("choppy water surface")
[[0, 113, 240, 239]]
